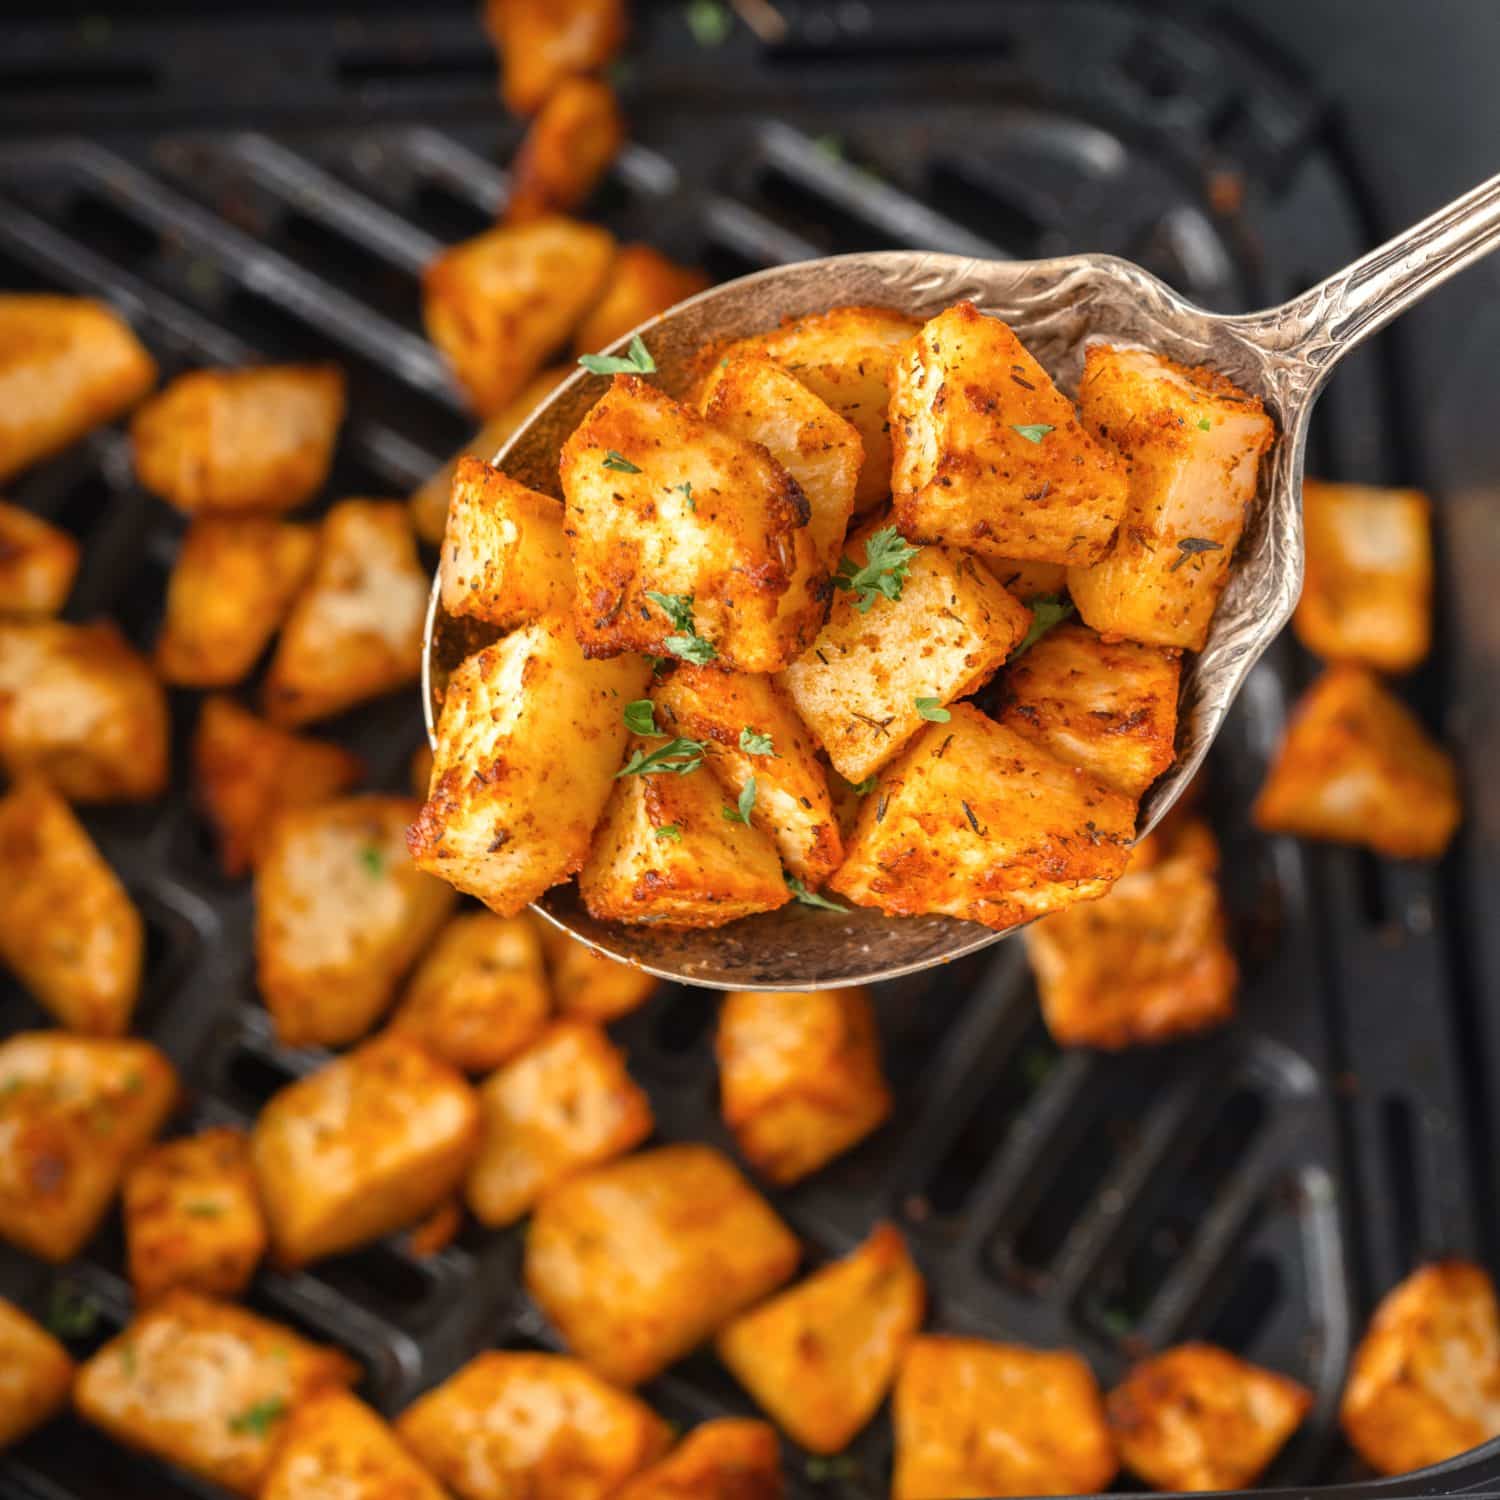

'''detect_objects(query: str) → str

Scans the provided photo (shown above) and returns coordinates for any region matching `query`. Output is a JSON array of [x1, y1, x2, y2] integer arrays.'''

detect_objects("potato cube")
[[0, 1298, 73, 1449], [716, 988, 891, 1185], [1067, 344, 1275, 650], [440, 457, 574, 629], [263, 499, 428, 727], [467, 1019, 653, 1226], [1252, 666, 1460, 859], [409, 616, 650, 915], [0, 618, 168, 802], [252, 1033, 479, 1267], [1294, 479, 1433, 671], [424, 216, 615, 417], [75, 1290, 357, 1498], [505, 76, 624, 223], [615, 1419, 784, 1500], [830, 704, 1135, 930], [1108, 1343, 1312, 1491], [131, 364, 344, 515], [0, 501, 78, 617], [264, 1390, 447, 1500], [893, 1336, 1118, 1500], [389, 911, 552, 1074], [484, 0, 628, 116], [0, 295, 156, 483], [573, 245, 710, 357], [981, 556, 1067, 601], [0, 1031, 176, 1261], [525, 1143, 800, 1386], [155, 517, 317, 686], [561, 376, 822, 672], [717, 1223, 922, 1453], [535, 920, 659, 1020]]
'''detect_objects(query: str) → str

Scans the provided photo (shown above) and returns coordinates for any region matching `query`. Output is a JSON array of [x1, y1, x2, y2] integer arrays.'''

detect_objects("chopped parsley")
[[577, 334, 656, 377], [833, 526, 921, 613], [785, 874, 847, 912], [848, 775, 879, 796], [654, 824, 683, 843], [723, 777, 758, 825], [672, 480, 695, 512], [1009, 593, 1075, 659], [915, 696, 950, 723], [645, 591, 717, 663], [684, 0, 732, 47], [616, 737, 707, 778], [184, 1201, 224, 1218], [358, 845, 384, 878], [739, 726, 774, 756], [45, 1283, 99, 1340], [1197, 416, 1212, 432], [1169, 536, 1224, 572], [228, 1396, 287, 1438], [664, 632, 717, 664], [1010, 423, 1055, 444], [623, 699, 660, 736], [644, 591, 695, 631], [602, 449, 642, 474]]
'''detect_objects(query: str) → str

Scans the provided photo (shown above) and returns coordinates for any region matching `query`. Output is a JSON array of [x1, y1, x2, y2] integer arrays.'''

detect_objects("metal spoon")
[[424, 170, 1500, 990]]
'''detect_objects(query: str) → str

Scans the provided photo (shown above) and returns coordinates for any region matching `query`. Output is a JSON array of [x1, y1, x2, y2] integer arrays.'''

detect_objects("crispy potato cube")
[[467, 1019, 653, 1226], [252, 1034, 479, 1267], [0, 501, 78, 617], [0, 1032, 176, 1261], [75, 1291, 357, 1498], [716, 988, 890, 1185], [893, 1336, 1118, 1500], [410, 616, 650, 915], [525, 1143, 800, 1386], [1294, 479, 1433, 671], [0, 295, 156, 483], [1108, 1343, 1312, 1491], [718, 1223, 922, 1454], [1067, 344, 1275, 650], [424, 216, 614, 417], [264, 1390, 447, 1500], [891, 303, 1128, 566], [0, 618, 168, 802], [831, 705, 1135, 930], [995, 621, 1181, 800], [256, 795, 456, 1047], [561, 376, 822, 672], [573, 245, 709, 357], [534, 920, 658, 1020], [615, 1419, 784, 1500], [1252, 666, 1460, 859], [440, 458, 573, 630], [506, 76, 624, 223], [0, 1298, 73, 1449], [263, 499, 428, 727], [485, 0, 628, 116], [982, 556, 1067, 601], [390, 912, 552, 1074]]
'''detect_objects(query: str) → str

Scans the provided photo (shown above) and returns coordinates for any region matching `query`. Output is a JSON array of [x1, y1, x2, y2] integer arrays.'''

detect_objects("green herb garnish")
[[673, 480, 695, 512], [664, 632, 717, 664], [645, 591, 718, 663], [684, 0, 732, 46], [602, 449, 642, 474], [833, 525, 921, 613], [228, 1396, 287, 1438], [644, 592, 695, 631], [915, 697, 950, 723], [654, 824, 683, 843], [785, 874, 848, 912], [623, 699, 660, 736], [723, 777, 758, 825], [1010, 423, 1055, 444], [578, 334, 656, 377], [1197, 416, 1212, 432], [358, 845, 384, 878], [739, 726, 774, 756], [616, 738, 708, 778], [1009, 593, 1074, 659], [1169, 536, 1224, 572], [849, 775, 879, 796], [45, 1283, 99, 1340]]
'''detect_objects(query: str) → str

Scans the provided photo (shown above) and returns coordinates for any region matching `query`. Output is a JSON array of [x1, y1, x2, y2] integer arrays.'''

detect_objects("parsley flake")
[[228, 1397, 287, 1438], [1169, 536, 1225, 572], [1010, 423, 1055, 444], [833, 526, 921, 613], [616, 737, 707, 778], [739, 726, 774, 756], [723, 777, 758, 825], [849, 775, 879, 796], [645, 593, 718, 663], [915, 696, 950, 723], [1009, 593, 1075, 659], [623, 699, 660, 736], [45, 1283, 99, 1340], [578, 334, 656, 377], [664, 632, 718, 664], [1197, 416, 1212, 432], [602, 449, 642, 474], [358, 845, 384, 878], [654, 824, 683, 843], [644, 592, 695, 632], [684, 0, 732, 47], [673, 480, 695, 512], [785, 874, 848, 912]]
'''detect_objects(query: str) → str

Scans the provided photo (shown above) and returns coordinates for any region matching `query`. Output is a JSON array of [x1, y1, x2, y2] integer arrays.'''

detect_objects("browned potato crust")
[[0, 501, 78, 617], [534, 918, 659, 1020], [0, 1298, 73, 1450], [573, 245, 710, 358], [484, 0, 628, 116], [615, 1419, 784, 1500], [525, 1143, 800, 1386], [505, 76, 624, 223], [981, 556, 1067, 601], [263, 1389, 447, 1500]]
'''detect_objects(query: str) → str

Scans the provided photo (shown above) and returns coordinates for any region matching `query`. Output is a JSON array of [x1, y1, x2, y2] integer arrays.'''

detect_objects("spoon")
[[424, 170, 1500, 990]]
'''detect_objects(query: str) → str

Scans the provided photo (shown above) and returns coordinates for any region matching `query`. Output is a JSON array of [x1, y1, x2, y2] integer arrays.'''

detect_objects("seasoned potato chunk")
[[831, 705, 1135, 930], [263, 499, 428, 727], [0, 295, 156, 483], [1108, 1343, 1312, 1491], [1252, 666, 1461, 859], [716, 988, 890, 1185], [534, 920, 658, 1020], [718, 1223, 922, 1453], [155, 517, 316, 686], [256, 795, 456, 1047], [390, 912, 552, 1074], [485, 0, 628, 116], [131, 365, 344, 515], [424, 216, 615, 416], [0, 618, 168, 802], [252, 1033, 479, 1267], [0, 501, 78, 617], [0, 1298, 73, 1449], [525, 1143, 800, 1386], [467, 1019, 653, 1226], [506, 76, 624, 222], [893, 1336, 1117, 1500], [982, 556, 1067, 601], [573, 245, 710, 357], [1295, 479, 1433, 671], [561, 376, 821, 671], [264, 1390, 447, 1500], [616, 1419, 784, 1500], [410, 617, 649, 915], [0, 778, 141, 1035], [75, 1291, 357, 1498], [1067, 344, 1275, 650], [0, 1032, 176, 1261]]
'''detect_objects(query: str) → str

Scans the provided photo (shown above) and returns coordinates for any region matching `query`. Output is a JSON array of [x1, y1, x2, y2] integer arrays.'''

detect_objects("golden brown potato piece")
[[561, 376, 822, 672], [263, 499, 428, 727], [718, 1223, 922, 1454], [1295, 479, 1433, 672], [0, 295, 156, 483], [1252, 666, 1461, 860], [409, 616, 649, 915], [424, 216, 614, 417], [252, 1033, 479, 1267], [0, 778, 141, 1035], [525, 1143, 800, 1386], [440, 457, 573, 629], [506, 76, 624, 223], [831, 704, 1135, 930], [1108, 1343, 1312, 1491], [485, 0, 628, 116], [0, 618, 168, 802], [615, 1419, 784, 1500], [534, 920, 658, 1020], [255, 795, 456, 1047], [716, 988, 891, 1186], [467, 1019, 653, 1226], [1341, 1260, 1500, 1476], [0, 1298, 73, 1449], [573, 245, 709, 357], [0, 1031, 176, 1261], [982, 556, 1067, 601], [264, 1390, 447, 1500], [155, 517, 317, 686], [75, 1290, 357, 1498], [0, 501, 78, 617], [893, 1336, 1117, 1500], [389, 911, 552, 1074], [1067, 344, 1275, 651]]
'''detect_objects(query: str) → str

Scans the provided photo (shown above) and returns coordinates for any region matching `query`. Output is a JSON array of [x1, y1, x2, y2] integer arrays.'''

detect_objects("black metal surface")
[[1, 3, 1498, 1497]]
